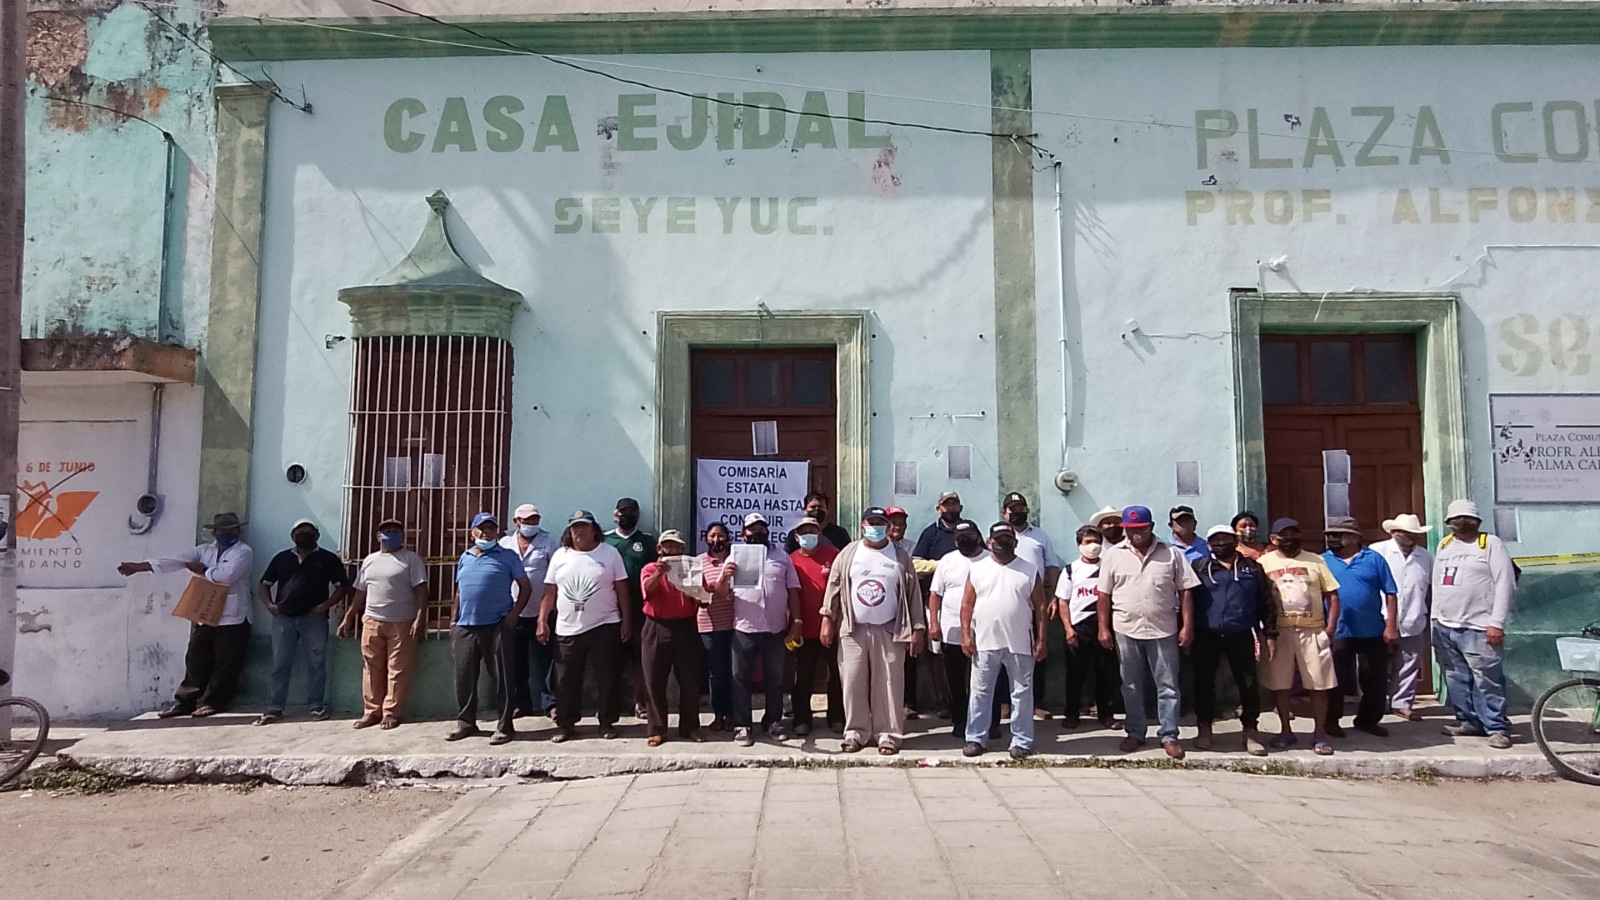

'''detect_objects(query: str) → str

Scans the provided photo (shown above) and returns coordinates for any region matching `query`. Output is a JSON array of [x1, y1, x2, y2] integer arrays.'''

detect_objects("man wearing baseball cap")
[[912, 491, 968, 577], [1096, 505, 1198, 759], [1431, 500, 1516, 748], [638, 530, 704, 745], [1258, 517, 1341, 755], [503, 503, 560, 719], [959, 521, 1048, 759], [449, 512, 534, 744], [821, 506, 927, 754], [1322, 516, 1399, 739], [257, 519, 351, 725], [1371, 513, 1434, 721], [929, 520, 999, 739], [1002, 492, 1062, 722], [727, 511, 802, 746], [1168, 506, 1210, 564], [886, 505, 931, 719], [604, 497, 658, 720], [1190, 525, 1274, 755]]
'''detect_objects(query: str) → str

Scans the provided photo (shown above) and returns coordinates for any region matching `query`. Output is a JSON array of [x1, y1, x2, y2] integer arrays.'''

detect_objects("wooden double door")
[[1261, 334, 1424, 543]]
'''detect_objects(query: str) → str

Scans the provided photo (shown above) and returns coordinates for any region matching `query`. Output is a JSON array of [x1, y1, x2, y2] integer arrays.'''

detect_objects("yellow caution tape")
[[1513, 552, 1600, 566]]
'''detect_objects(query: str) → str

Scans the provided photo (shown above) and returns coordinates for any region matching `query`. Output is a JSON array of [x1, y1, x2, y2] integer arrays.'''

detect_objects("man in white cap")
[[503, 503, 560, 719], [1090, 507, 1125, 548], [1432, 500, 1516, 748], [1372, 513, 1434, 721], [726, 512, 802, 746]]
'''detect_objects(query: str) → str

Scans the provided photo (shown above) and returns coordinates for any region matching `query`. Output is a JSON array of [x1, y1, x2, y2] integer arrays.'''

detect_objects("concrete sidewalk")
[[55, 701, 1557, 785]]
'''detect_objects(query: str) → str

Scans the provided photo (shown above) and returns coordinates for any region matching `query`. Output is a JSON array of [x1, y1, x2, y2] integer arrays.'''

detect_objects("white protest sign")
[[694, 458, 810, 552]]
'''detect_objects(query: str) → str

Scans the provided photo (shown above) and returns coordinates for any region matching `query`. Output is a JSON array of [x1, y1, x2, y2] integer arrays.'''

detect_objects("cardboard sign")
[[171, 576, 229, 627]]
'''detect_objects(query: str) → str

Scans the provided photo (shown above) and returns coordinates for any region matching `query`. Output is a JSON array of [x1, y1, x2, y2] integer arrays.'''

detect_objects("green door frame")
[[654, 310, 872, 537], [1229, 291, 1469, 534]]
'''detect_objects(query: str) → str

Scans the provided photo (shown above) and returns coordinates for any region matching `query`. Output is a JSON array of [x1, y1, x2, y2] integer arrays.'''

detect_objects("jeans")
[[1432, 624, 1511, 736], [942, 644, 1003, 739], [1116, 633, 1181, 743], [269, 612, 329, 711], [1328, 636, 1390, 728], [966, 650, 1034, 749], [511, 614, 558, 716], [701, 630, 735, 719], [1192, 630, 1261, 729], [732, 630, 788, 730]]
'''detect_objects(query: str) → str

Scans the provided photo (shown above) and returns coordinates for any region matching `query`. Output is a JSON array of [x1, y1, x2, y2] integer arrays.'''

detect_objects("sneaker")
[[734, 727, 755, 747], [766, 722, 787, 741], [1355, 722, 1390, 738], [962, 742, 986, 757], [1009, 745, 1034, 760], [1442, 723, 1486, 738], [1487, 733, 1514, 749]]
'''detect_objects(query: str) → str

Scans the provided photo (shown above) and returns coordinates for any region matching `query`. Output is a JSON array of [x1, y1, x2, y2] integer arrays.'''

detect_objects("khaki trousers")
[[361, 616, 418, 718], [839, 622, 907, 748]]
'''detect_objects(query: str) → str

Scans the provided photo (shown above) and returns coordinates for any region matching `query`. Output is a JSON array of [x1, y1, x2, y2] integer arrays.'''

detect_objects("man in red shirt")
[[789, 516, 843, 736], [639, 530, 705, 746]]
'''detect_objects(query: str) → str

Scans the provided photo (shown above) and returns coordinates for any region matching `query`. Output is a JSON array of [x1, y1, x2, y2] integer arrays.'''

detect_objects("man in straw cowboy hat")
[[1371, 513, 1434, 721]]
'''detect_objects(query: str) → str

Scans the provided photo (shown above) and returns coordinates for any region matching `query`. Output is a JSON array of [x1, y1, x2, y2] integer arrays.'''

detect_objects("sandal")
[[379, 716, 401, 730], [253, 711, 281, 726], [1314, 741, 1334, 756], [192, 705, 219, 718], [1268, 733, 1298, 750], [308, 707, 330, 722], [841, 738, 864, 753], [647, 735, 665, 747], [878, 744, 899, 756], [353, 715, 382, 729]]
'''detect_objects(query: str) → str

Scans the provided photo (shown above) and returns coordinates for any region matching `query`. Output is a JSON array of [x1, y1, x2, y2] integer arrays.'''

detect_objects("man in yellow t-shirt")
[[1257, 518, 1341, 756]]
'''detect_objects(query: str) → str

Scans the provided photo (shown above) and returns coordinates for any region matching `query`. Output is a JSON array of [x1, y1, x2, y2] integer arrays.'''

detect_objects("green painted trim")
[[991, 49, 1039, 508], [1229, 292, 1469, 534], [198, 83, 272, 537], [339, 286, 522, 339], [654, 311, 870, 537], [211, 6, 1600, 61]]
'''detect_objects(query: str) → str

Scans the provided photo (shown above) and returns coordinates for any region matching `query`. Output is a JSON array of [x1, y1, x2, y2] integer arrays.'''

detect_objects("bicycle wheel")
[[0, 696, 50, 788], [1532, 677, 1600, 787]]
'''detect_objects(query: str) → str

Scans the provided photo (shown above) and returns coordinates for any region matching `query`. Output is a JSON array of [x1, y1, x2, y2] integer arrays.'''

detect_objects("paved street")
[[6, 768, 1599, 899], [337, 768, 1597, 900]]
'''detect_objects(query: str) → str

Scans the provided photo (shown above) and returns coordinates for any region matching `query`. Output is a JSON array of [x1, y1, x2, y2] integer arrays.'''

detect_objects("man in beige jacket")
[[821, 506, 928, 755]]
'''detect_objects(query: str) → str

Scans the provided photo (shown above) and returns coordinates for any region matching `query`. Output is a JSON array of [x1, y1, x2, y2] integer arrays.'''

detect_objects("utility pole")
[[0, 0, 25, 705]]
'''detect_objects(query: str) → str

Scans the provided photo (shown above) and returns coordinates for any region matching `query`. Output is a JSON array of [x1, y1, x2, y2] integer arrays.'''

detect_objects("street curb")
[[55, 747, 1556, 786]]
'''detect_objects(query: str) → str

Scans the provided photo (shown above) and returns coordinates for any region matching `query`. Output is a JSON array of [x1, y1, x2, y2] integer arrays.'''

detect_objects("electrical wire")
[[125, 0, 1600, 166], [135, 1, 312, 113]]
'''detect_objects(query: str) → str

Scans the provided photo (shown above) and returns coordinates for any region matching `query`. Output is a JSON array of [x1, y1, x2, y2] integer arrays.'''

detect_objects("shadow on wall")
[[1503, 562, 1600, 712]]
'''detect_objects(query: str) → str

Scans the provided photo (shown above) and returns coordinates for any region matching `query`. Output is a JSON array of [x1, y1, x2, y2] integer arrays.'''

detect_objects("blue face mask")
[[863, 524, 888, 543], [796, 533, 820, 551], [474, 538, 496, 551], [379, 533, 404, 551], [214, 532, 239, 548], [518, 524, 540, 538]]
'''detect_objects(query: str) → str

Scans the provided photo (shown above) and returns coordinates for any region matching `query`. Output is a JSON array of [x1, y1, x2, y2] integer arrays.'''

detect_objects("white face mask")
[[1080, 542, 1103, 561]]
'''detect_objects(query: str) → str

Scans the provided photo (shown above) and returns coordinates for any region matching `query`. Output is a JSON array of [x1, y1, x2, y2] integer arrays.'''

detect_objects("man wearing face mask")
[[1002, 492, 1061, 722], [604, 497, 658, 720], [912, 491, 967, 579], [1090, 507, 1125, 548], [1258, 518, 1341, 756], [727, 513, 803, 746], [1233, 511, 1267, 560], [929, 521, 1001, 740], [1097, 506, 1198, 759], [340, 518, 429, 729], [959, 523, 1048, 759], [256, 520, 350, 725], [502, 503, 560, 719], [119, 512, 256, 719], [450, 513, 533, 744], [821, 507, 927, 754], [788, 517, 843, 735], [1053, 526, 1121, 729], [1190, 525, 1275, 755], [887, 505, 934, 719], [784, 490, 853, 552]]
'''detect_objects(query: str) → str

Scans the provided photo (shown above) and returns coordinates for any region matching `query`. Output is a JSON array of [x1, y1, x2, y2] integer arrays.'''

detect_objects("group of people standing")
[[117, 490, 1518, 758]]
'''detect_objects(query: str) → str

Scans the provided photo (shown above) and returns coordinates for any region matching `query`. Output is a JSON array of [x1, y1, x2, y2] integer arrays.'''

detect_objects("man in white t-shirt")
[[536, 510, 632, 742], [960, 522, 1048, 759], [928, 522, 996, 740], [1051, 525, 1120, 729], [339, 517, 429, 729], [1001, 492, 1062, 723], [821, 507, 927, 754]]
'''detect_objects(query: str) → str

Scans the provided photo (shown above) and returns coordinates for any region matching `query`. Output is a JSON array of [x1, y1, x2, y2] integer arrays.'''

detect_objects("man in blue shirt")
[[1321, 516, 1399, 738], [450, 512, 533, 744], [1168, 506, 1211, 563]]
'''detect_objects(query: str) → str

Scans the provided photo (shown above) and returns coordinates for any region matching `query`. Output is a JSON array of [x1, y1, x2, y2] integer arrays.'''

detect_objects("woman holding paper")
[[638, 530, 706, 745], [697, 522, 738, 732]]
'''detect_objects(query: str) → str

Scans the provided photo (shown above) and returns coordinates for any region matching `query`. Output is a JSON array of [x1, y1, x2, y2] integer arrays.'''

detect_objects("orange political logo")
[[18, 480, 98, 540]]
